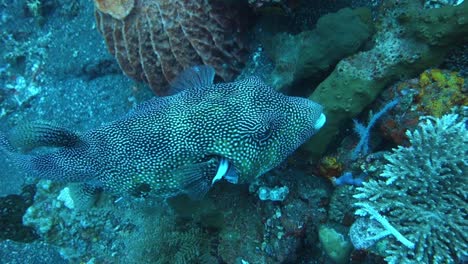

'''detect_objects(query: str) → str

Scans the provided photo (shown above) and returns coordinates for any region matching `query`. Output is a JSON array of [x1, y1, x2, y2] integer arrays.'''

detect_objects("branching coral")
[[352, 112, 467, 264]]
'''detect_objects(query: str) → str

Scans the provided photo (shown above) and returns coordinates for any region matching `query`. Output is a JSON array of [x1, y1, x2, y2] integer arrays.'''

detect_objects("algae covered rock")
[[304, 0, 468, 157], [318, 224, 353, 264], [264, 7, 374, 89]]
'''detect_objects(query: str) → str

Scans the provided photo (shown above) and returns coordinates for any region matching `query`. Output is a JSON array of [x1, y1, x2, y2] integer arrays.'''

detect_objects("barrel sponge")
[[94, 0, 135, 20], [94, 0, 247, 95]]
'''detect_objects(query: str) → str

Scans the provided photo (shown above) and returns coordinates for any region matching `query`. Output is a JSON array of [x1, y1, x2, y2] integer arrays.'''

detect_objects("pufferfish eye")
[[252, 113, 284, 146], [252, 125, 273, 145], [238, 113, 282, 147]]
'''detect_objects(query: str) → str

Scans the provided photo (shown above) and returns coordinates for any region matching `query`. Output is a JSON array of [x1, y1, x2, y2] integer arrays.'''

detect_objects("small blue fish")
[[3, 66, 325, 199]]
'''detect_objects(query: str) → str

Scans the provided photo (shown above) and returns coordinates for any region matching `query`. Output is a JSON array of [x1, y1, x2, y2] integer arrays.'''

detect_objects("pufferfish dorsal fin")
[[9, 122, 82, 152], [170, 65, 215, 94]]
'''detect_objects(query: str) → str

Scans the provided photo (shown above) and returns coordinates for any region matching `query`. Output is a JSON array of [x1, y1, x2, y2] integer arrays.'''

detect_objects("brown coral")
[[317, 155, 344, 180], [95, 0, 246, 95]]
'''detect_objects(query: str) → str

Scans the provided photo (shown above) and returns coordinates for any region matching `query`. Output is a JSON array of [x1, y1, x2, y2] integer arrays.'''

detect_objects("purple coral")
[[333, 171, 366, 186], [351, 98, 399, 160]]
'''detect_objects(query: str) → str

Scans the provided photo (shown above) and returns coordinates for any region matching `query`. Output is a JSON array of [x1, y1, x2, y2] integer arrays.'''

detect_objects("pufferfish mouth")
[[212, 157, 238, 185], [314, 113, 326, 130]]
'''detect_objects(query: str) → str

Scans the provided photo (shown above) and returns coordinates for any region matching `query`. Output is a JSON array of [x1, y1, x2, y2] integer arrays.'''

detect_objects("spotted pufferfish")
[[4, 66, 326, 199]]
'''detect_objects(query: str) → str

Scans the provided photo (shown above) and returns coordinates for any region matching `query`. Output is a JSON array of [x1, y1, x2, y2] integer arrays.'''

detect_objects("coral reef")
[[423, 0, 464, 9], [317, 155, 344, 180], [303, 0, 468, 157], [416, 69, 466, 117], [327, 185, 356, 226], [20, 166, 332, 263], [124, 209, 216, 264], [24, 0, 58, 24], [442, 44, 468, 76], [351, 98, 399, 160], [0, 185, 37, 242], [2, 0, 468, 262], [22, 181, 133, 262], [258, 186, 289, 201], [352, 113, 467, 263], [0, 31, 49, 119], [318, 224, 353, 264], [247, 0, 287, 9], [333, 171, 366, 187], [94, 0, 247, 95], [22, 180, 218, 263], [314, 95, 399, 188]]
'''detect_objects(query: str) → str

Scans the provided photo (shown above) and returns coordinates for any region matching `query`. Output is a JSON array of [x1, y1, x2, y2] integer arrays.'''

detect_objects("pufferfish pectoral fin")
[[174, 158, 219, 200], [169, 65, 216, 94]]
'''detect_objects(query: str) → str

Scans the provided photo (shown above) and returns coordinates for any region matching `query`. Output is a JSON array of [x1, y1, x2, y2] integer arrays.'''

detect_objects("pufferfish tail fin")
[[9, 122, 82, 152], [0, 132, 30, 194]]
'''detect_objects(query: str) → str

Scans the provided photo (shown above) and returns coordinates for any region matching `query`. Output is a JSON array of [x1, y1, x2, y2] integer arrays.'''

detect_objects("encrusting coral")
[[416, 69, 467, 117]]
